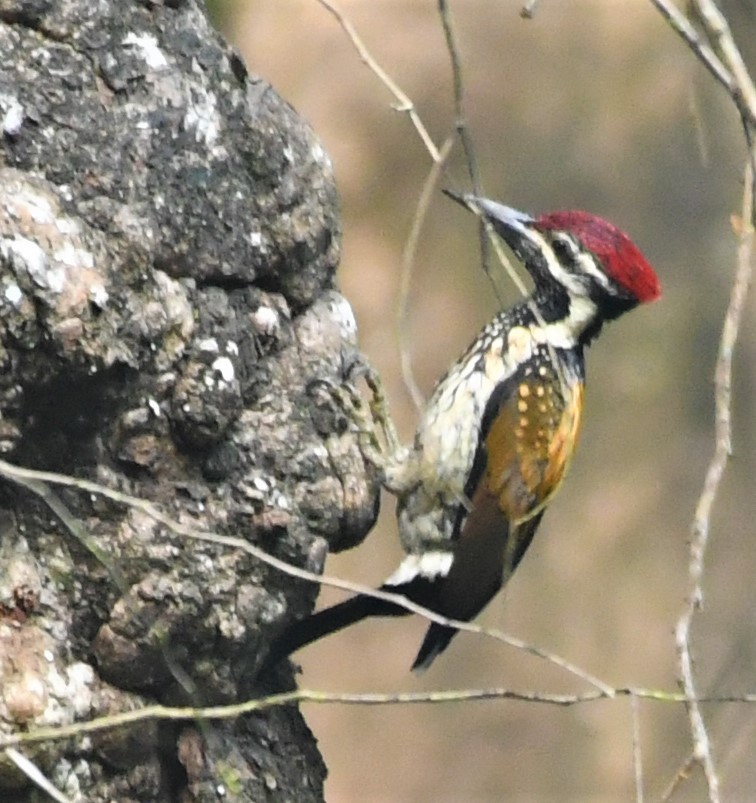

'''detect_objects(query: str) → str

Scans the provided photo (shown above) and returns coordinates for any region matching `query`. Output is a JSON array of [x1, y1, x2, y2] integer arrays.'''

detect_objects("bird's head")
[[448, 192, 661, 321]]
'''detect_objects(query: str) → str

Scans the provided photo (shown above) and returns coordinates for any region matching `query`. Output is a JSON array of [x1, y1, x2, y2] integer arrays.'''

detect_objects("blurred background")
[[212, 2, 755, 800]]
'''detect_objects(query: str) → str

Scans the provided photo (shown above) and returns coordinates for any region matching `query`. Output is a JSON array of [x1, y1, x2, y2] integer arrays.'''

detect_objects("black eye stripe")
[[549, 234, 611, 291], [550, 233, 579, 262]]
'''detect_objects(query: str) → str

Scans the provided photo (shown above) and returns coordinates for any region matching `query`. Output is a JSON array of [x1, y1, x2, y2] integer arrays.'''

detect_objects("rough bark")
[[0, 1, 379, 800]]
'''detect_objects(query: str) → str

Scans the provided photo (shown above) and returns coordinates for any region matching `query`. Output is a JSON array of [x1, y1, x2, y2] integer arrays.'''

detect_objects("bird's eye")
[[551, 233, 578, 262]]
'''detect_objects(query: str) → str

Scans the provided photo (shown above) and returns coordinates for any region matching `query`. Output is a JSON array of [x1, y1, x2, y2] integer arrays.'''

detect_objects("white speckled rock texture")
[[0, 1, 379, 799]]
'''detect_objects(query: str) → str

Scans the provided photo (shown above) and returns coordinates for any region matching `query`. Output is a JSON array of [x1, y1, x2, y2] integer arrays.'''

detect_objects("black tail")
[[411, 623, 457, 673], [263, 593, 409, 672]]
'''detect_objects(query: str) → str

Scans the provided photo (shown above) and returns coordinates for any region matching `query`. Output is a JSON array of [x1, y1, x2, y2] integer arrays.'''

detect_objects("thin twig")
[[651, 2, 756, 798], [437, 0, 483, 194], [649, 0, 734, 92], [438, 3, 572, 410], [693, 0, 756, 126], [437, 0, 498, 300], [660, 754, 696, 802], [674, 161, 753, 803], [315, 0, 440, 163], [692, 0, 756, 189], [397, 135, 455, 411], [7, 685, 756, 753], [630, 693, 645, 803], [0, 459, 613, 694], [654, 0, 756, 181], [314, 0, 450, 409], [675, 619, 719, 801], [4, 748, 73, 803], [6, 471, 128, 592]]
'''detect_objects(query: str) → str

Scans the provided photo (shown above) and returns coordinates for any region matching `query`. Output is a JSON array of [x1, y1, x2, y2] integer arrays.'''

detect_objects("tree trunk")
[[0, 1, 379, 799]]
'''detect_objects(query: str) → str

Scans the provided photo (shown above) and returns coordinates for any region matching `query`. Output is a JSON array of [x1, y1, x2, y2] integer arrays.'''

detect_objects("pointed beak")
[[443, 190, 536, 250]]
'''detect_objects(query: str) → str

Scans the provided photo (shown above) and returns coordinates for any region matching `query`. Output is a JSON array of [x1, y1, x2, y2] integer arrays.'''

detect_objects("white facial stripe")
[[533, 295, 598, 348], [526, 228, 586, 296], [576, 251, 612, 291], [529, 228, 617, 298]]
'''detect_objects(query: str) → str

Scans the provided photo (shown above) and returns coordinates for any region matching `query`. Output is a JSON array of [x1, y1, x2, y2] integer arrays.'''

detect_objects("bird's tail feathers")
[[411, 622, 457, 673], [263, 592, 409, 672]]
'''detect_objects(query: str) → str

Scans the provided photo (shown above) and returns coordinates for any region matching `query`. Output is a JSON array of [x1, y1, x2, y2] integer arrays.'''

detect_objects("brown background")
[[218, 2, 756, 800]]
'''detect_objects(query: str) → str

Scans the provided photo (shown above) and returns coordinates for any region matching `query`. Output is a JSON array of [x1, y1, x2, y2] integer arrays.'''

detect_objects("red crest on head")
[[536, 211, 661, 303]]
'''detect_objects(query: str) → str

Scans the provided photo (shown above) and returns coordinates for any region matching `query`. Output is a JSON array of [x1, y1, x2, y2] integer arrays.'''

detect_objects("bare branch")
[[314, 0, 456, 408], [692, 0, 756, 192], [651, 2, 756, 797], [438, 0, 499, 299], [315, 0, 441, 163], [437, 0, 483, 194], [649, 0, 734, 92], [693, 0, 756, 126], [4, 748, 73, 803], [675, 619, 719, 800], [434, 6, 573, 416], [631, 694, 645, 803], [673, 154, 754, 803], [0, 459, 613, 694], [397, 135, 455, 411], [653, 0, 756, 188], [660, 754, 696, 802], [7, 684, 756, 754]]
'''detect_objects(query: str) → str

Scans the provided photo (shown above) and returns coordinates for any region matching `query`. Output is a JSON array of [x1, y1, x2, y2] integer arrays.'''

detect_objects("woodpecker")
[[267, 193, 661, 674]]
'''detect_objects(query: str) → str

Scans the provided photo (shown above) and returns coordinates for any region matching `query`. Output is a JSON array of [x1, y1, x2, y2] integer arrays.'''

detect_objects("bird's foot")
[[306, 355, 403, 479]]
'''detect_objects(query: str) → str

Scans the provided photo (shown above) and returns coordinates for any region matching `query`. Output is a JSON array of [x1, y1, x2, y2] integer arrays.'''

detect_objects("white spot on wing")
[[385, 551, 454, 586]]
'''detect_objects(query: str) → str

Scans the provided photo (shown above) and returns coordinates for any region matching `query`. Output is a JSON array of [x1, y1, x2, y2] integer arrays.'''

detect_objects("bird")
[[265, 192, 661, 674]]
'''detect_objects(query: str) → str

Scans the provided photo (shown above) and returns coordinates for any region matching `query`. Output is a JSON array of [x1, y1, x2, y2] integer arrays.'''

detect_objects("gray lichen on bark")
[[0, 1, 379, 799]]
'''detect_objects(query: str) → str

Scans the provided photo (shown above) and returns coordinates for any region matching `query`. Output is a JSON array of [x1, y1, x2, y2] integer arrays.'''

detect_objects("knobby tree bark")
[[0, 1, 379, 799]]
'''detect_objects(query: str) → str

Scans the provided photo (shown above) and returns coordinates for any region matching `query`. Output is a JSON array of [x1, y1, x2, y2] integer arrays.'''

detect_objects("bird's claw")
[[306, 358, 401, 476]]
